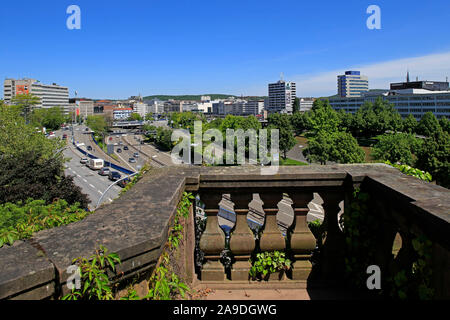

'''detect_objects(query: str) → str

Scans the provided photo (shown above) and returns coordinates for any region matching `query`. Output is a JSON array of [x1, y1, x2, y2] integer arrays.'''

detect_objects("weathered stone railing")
[[0, 164, 449, 299]]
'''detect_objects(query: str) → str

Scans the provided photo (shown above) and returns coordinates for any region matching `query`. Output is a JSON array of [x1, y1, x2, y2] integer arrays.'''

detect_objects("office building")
[[267, 80, 296, 114], [69, 98, 94, 119], [337, 71, 369, 97], [299, 97, 315, 112], [243, 100, 265, 115], [329, 79, 450, 120], [4, 78, 69, 113]]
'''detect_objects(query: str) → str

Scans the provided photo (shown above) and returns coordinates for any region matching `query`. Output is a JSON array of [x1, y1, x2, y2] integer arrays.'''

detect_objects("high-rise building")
[[267, 80, 296, 114], [337, 71, 369, 97], [3, 78, 69, 113]]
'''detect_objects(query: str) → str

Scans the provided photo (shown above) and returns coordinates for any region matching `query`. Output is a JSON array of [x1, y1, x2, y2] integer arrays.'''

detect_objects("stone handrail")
[[0, 164, 448, 299]]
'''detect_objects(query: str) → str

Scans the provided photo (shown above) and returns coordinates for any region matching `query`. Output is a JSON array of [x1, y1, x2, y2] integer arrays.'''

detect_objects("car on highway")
[[133, 152, 139, 158], [98, 167, 110, 176], [80, 158, 88, 164], [117, 148, 122, 153], [87, 146, 92, 151], [123, 146, 128, 150], [62, 134, 67, 140], [129, 158, 136, 163], [85, 128, 90, 132], [117, 177, 131, 188], [108, 171, 121, 181]]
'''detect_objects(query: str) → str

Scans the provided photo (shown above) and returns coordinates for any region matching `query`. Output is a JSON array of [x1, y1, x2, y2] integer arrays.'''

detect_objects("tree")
[[337, 109, 354, 132], [403, 114, 418, 134], [145, 112, 154, 121], [86, 115, 108, 134], [293, 97, 300, 113], [128, 113, 143, 121], [308, 99, 341, 134], [416, 130, 450, 189], [438, 117, 450, 134], [267, 113, 296, 159], [416, 112, 441, 137], [352, 98, 403, 137], [303, 131, 365, 164], [372, 133, 422, 166], [11, 94, 40, 124], [0, 105, 89, 207], [290, 112, 308, 136]]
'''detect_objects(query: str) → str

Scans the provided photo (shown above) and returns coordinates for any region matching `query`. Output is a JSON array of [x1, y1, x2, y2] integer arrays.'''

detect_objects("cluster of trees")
[[295, 100, 365, 164], [287, 97, 449, 188], [0, 100, 90, 208], [143, 125, 173, 151]]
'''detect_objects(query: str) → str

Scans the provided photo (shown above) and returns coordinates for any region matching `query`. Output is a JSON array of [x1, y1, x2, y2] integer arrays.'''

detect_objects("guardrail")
[[73, 138, 135, 175]]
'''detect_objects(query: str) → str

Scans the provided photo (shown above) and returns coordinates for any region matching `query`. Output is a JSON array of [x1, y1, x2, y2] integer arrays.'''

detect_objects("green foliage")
[[86, 115, 108, 135], [0, 199, 89, 248], [267, 113, 297, 159], [373, 133, 422, 166], [351, 97, 403, 137], [385, 161, 432, 182], [416, 112, 441, 138], [342, 190, 380, 290], [0, 148, 90, 208], [389, 235, 434, 300], [11, 94, 40, 123], [290, 112, 308, 135], [119, 164, 151, 195], [415, 129, 450, 188], [169, 112, 205, 132], [308, 99, 341, 134], [0, 103, 65, 162], [439, 117, 450, 134], [62, 245, 121, 300], [249, 251, 291, 280], [128, 113, 143, 121], [30, 107, 65, 131], [304, 130, 365, 164], [308, 219, 324, 245], [402, 114, 418, 134]]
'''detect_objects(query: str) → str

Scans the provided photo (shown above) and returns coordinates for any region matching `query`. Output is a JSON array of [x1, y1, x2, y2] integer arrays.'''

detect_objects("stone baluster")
[[287, 192, 317, 280], [229, 193, 256, 280], [199, 192, 226, 281], [259, 193, 285, 252]]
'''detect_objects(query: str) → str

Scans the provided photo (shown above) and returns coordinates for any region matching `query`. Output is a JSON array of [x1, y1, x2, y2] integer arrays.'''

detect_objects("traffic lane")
[[114, 135, 146, 171], [63, 145, 122, 208], [123, 134, 173, 166]]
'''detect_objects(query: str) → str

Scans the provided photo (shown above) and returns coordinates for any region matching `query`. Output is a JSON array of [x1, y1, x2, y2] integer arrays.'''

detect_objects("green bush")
[[0, 199, 89, 248], [249, 251, 291, 280]]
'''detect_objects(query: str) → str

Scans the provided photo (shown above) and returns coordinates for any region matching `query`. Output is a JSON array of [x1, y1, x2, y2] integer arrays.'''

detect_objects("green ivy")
[[389, 234, 434, 300], [385, 161, 432, 182], [62, 245, 121, 300], [249, 251, 291, 280]]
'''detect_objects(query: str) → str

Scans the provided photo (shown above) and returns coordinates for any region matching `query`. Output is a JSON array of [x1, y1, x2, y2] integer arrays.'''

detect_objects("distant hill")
[[143, 94, 267, 101]]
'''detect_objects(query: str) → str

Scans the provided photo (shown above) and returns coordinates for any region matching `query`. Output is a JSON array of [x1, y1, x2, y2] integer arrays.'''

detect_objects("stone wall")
[[0, 164, 448, 299]]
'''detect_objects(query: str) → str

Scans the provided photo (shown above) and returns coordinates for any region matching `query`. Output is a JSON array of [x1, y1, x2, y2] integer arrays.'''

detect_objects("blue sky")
[[1, 0, 450, 99]]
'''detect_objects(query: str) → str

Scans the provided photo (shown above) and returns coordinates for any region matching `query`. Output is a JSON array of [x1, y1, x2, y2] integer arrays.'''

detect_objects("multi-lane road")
[[56, 125, 125, 210]]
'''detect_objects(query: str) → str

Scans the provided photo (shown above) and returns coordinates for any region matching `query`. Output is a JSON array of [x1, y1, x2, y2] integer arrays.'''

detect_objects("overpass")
[[111, 120, 145, 129]]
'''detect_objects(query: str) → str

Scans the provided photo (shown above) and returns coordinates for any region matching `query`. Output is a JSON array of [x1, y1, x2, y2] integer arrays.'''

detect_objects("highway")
[[107, 133, 150, 171], [56, 125, 124, 210]]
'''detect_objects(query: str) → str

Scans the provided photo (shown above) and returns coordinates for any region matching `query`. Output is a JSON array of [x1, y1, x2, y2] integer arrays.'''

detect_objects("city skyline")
[[1, 0, 450, 99]]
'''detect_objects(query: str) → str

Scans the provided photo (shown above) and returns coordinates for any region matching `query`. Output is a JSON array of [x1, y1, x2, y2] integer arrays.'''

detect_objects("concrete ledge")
[[0, 241, 55, 300]]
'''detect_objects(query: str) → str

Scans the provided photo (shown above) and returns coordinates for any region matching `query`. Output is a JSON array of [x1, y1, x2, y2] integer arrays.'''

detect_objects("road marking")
[[98, 190, 103, 194], [89, 184, 95, 189], [108, 198, 113, 202], [83, 179, 88, 183], [77, 174, 81, 178]]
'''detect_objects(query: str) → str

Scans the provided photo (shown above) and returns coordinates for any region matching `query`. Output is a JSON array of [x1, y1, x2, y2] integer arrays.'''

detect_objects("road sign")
[[107, 144, 115, 155]]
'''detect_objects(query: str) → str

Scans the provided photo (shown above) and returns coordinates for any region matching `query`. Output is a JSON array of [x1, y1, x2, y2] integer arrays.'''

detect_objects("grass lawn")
[[280, 157, 308, 166]]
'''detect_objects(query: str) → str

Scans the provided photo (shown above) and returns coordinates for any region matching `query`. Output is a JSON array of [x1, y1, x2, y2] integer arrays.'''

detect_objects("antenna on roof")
[[280, 72, 284, 81], [406, 69, 410, 83]]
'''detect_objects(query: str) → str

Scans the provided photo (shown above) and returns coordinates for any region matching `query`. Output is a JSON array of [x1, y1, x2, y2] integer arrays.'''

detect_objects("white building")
[[337, 71, 369, 98], [329, 86, 450, 120], [267, 80, 296, 114], [4, 78, 69, 113], [299, 97, 315, 112], [145, 99, 165, 114], [133, 102, 148, 118]]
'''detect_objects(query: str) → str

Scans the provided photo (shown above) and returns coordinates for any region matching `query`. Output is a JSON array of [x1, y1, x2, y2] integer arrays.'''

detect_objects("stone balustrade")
[[0, 164, 448, 299]]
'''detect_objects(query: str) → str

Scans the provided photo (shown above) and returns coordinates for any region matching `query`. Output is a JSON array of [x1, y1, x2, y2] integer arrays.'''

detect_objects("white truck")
[[88, 158, 104, 170]]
